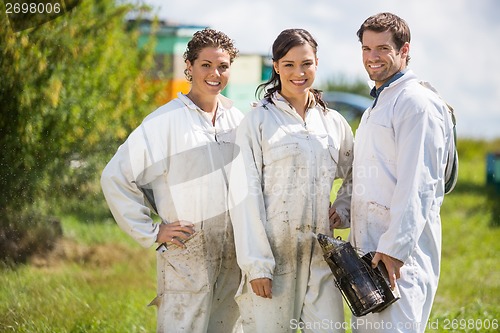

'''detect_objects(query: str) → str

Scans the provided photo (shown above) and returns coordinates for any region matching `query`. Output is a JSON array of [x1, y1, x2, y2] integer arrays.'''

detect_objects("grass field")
[[1, 139, 499, 332]]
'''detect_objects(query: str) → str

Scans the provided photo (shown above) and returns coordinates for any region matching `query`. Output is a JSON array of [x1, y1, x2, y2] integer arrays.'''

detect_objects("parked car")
[[322, 91, 373, 122]]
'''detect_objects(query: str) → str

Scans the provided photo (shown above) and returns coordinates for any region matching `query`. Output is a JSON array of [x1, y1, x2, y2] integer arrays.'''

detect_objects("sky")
[[138, 0, 500, 139]]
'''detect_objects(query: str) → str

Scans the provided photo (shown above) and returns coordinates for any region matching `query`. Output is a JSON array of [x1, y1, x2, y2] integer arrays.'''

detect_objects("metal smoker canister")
[[317, 233, 386, 317]]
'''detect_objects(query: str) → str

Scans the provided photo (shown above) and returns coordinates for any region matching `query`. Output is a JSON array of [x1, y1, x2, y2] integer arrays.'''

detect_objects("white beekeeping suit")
[[229, 92, 353, 332], [350, 70, 454, 333], [101, 93, 244, 332]]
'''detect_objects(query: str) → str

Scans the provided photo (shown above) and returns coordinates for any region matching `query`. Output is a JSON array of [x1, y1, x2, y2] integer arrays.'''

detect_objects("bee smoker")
[[317, 233, 400, 317]]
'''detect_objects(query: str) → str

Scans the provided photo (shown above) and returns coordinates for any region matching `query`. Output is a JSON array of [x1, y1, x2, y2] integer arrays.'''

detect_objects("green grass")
[[425, 139, 500, 332], [1, 139, 499, 332], [0, 265, 152, 332], [0, 218, 158, 332]]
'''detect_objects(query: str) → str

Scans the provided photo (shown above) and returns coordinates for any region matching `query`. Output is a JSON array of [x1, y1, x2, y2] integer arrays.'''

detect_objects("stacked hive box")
[[222, 55, 263, 113], [137, 21, 205, 104]]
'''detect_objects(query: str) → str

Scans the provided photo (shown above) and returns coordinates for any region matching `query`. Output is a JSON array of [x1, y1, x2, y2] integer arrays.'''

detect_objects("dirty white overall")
[[229, 93, 354, 333], [349, 71, 453, 333], [101, 93, 243, 333]]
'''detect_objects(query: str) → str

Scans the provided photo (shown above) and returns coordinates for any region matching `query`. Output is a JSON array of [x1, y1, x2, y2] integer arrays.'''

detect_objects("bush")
[[0, 0, 161, 262], [0, 210, 62, 264]]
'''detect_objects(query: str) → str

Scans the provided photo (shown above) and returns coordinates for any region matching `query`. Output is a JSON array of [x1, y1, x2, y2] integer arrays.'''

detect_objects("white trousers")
[[151, 218, 240, 333], [235, 264, 345, 332]]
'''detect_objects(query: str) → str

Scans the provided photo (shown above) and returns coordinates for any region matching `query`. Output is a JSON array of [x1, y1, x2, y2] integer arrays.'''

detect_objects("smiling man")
[[349, 12, 456, 333]]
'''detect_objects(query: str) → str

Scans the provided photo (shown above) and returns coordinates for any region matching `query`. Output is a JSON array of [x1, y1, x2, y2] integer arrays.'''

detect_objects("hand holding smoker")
[[317, 233, 400, 317]]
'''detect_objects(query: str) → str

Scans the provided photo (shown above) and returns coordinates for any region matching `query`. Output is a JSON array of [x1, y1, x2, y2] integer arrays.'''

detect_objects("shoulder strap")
[[420, 81, 458, 194]]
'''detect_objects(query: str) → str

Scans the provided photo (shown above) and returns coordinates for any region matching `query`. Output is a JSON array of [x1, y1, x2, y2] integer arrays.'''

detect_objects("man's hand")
[[329, 206, 342, 230], [250, 278, 272, 299], [156, 221, 195, 248], [372, 252, 404, 290]]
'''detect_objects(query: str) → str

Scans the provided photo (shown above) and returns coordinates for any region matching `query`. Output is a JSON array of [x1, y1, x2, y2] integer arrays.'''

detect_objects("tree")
[[0, 0, 161, 262], [320, 74, 372, 97]]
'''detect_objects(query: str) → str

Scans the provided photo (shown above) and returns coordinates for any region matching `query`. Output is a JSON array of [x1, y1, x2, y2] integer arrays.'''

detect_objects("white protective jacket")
[[229, 92, 353, 332], [350, 70, 454, 333], [101, 92, 244, 333]]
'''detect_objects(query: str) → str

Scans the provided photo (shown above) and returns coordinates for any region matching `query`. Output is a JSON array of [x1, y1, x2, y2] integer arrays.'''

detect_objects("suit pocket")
[[157, 231, 210, 293], [366, 124, 396, 165], [367, 201, 391, 240], [263, 142, 302, 166]]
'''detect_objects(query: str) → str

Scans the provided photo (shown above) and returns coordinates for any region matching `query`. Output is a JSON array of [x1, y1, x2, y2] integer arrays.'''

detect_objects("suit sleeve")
[[377, 97, 445, 262], [100, 127, 159, 248], [229, 113, 275, 281], [331, 114, 354, 229]]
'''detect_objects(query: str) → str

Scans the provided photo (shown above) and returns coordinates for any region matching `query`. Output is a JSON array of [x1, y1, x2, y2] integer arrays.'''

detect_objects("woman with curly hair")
[[101, 28, 243, 332]]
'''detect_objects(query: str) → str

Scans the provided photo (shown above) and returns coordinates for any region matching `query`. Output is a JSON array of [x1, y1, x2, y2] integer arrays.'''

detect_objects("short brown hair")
[[357, 12, 411, 65]]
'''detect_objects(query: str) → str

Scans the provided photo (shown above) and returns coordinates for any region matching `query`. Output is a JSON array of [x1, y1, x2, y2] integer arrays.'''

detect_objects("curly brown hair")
[[183, 28, 239, 82]]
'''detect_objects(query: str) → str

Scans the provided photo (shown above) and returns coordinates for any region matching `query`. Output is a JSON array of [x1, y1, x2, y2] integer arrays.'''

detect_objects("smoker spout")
[[317, 233, 346, 254]]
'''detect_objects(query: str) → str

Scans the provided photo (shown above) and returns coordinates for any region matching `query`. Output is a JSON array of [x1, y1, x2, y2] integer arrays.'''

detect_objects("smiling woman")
[[185, 47, 232, 122], [273, 43, 318, 117], [100, 28, 245, 332], [229, 28, 354, 332]]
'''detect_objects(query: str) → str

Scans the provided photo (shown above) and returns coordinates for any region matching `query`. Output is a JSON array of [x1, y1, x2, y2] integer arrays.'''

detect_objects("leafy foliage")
[[0, 0, 162, 261]]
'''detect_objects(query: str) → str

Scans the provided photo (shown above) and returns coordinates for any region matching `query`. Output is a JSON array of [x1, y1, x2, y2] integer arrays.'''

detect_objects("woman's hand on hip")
[[156, 221, 195, 248]]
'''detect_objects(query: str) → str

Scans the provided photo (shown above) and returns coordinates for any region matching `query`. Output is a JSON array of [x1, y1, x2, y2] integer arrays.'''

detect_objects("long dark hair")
[[256, 29, 326, 110]]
